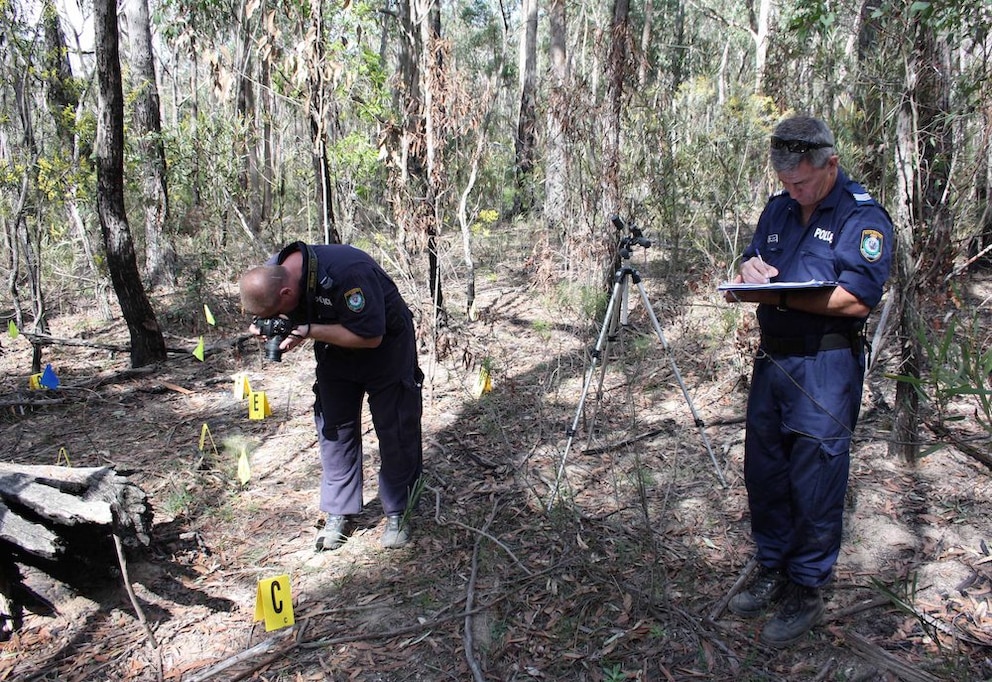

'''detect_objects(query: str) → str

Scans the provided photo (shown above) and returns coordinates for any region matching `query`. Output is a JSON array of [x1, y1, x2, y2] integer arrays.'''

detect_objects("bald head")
[[239, 265, 290, 317]]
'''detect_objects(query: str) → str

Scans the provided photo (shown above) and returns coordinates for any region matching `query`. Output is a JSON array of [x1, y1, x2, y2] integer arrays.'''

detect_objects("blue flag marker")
[[40, 364, 60, 389]]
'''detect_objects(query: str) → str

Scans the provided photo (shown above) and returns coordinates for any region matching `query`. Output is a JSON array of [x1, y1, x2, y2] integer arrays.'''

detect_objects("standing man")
[[240, 241, 423, 551], [723, 116, 893, 646]]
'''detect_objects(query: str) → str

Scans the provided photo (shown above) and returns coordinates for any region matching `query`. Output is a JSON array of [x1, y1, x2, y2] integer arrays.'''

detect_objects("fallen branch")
[[463, 499, 498, 682], [927, 422, 992, 471], [706, 556, 758, 622], [843, 631, 943, 682], [182, 629, 295, 682], [18, 331, 129, 353]]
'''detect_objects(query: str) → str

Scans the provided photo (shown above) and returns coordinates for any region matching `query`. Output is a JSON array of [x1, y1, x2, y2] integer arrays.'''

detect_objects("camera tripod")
[[548, 216, 728, 509]]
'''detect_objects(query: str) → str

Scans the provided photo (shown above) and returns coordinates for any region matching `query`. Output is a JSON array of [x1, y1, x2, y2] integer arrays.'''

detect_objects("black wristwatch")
[[777, 292, 788, 311]]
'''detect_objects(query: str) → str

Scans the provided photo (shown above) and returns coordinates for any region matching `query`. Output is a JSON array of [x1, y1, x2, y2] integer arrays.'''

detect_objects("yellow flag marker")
[[233, 374, 252, 400], [29, 373, 42, 390], [248, 391, 271, 419], [237, 447, 251, 485], [472, 366, 492, 398], [204, 304, 216, 326], [192, 336, 205, 361], [8, 320, 18, 339], [199, 423, 218, 456], [254, 575, 295, 631], [56, 447, 71, 467]]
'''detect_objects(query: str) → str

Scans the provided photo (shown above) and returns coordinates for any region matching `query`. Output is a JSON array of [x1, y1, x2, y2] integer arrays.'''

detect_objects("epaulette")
[[768, 189, 788, 201], [845, 181, 876, 206]]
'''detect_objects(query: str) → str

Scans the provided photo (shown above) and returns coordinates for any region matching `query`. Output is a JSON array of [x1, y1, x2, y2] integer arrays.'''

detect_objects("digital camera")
[[254, 316, 293, 362]]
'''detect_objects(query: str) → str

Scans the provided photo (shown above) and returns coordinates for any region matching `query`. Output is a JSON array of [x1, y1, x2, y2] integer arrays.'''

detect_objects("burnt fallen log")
[[0, 462, 153, 640]]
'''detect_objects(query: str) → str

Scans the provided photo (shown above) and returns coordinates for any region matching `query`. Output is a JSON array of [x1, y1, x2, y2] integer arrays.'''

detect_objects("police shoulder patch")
[[344, 287, 366, 313], [860, 229, 884, 262]]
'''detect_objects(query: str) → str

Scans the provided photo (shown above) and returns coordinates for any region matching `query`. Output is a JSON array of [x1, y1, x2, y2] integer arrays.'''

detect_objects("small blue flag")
[[40, 364, 60, 389]]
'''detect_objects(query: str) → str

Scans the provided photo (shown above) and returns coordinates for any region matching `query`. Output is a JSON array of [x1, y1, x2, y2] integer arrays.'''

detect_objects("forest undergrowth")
[[1, 224, 991, 681]]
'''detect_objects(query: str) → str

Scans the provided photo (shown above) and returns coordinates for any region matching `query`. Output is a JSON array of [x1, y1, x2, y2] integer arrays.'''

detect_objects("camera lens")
[[264, 336, 283, 362]]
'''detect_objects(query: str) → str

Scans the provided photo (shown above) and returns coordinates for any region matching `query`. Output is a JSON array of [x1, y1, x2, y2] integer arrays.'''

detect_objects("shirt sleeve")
[[333, 264, 387, 338], [833, 205, 893, 309]]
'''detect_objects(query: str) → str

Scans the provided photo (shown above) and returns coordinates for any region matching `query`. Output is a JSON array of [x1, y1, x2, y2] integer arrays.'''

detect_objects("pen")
[[755, 249, 770, 283]]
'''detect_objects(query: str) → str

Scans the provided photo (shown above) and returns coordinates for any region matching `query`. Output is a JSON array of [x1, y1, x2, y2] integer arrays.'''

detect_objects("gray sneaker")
[[760, 582, 825, 647], [381, 514, 411, 549], [728, 565, 787, 617], [315, 514, 349, 551]]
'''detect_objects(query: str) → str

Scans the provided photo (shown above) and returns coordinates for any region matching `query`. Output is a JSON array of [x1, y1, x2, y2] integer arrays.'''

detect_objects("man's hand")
[[740, 255, 778, 284], [723, 256, 779, 304]]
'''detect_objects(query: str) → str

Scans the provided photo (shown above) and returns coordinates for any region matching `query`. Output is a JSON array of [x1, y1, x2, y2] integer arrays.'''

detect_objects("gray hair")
[[769, 116, 836, 172]]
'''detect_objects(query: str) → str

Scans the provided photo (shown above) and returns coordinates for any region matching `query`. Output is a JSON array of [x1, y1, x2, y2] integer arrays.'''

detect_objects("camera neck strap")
[[304, 244, 319, 320]]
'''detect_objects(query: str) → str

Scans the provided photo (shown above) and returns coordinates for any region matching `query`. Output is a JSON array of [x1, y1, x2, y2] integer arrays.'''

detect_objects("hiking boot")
[[728, 565, 787, 617], [381, 514, 411, 549], [760, 582, 825, 648], [315, 514, 349, 551]]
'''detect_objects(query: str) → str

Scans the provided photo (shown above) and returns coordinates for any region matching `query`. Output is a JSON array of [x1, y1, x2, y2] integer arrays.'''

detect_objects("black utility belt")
[[760, 332, 861, 356]]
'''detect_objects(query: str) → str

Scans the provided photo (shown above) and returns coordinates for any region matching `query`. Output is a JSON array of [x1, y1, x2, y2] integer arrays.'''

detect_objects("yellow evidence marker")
[[254, 575, 296, 631], [248, 391, 271, 419], [233, 373, 252, 400]]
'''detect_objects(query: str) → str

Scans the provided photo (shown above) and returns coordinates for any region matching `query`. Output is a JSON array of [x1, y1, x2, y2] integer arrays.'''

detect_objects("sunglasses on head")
[[769, 136, 834, 154]]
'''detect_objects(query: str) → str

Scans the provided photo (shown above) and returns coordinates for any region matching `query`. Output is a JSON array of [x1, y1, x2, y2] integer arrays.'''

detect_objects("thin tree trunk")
[[750, 0, 772, 94], [125, 0, 176, 288], [600, 0, 630, 283], [637, 0, 653, 87], [421, 1, 445, 323], [93, 0, 167, 368], [511, 0, 538, 216], [235, 0, 263, 236], [544, 0, 569, 232], [889, 18, 954, 463], [11, 43, 48, 372]]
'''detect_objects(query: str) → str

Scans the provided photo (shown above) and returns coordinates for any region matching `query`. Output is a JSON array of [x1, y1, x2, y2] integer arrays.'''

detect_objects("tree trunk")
[[637, 0, 653, 87], [421, 2, 446, 324], [94, 0, 167, 368], [543, 0, 573, 281], [750, 0, 773, 94], [511, 0, 538, 216], [889, 17, 954, 463], [544, 0, 569, 232], [307, 0, 339, 245], [235, 0, 263, 237], [125, 0, 176, 289], [10, 41, 48, 372], [600, 0, 630, 284]]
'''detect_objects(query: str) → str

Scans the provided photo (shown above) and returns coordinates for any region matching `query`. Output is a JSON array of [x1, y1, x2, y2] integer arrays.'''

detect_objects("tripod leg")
[[634, 280, 728, 487], [585, 275, 626, 444], [547, 275, 626, 510]]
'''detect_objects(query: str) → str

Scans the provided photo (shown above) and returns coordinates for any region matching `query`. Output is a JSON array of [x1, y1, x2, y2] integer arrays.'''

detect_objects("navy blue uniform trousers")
[[312, 316, 423, 517], [744, 345, 865, 587]]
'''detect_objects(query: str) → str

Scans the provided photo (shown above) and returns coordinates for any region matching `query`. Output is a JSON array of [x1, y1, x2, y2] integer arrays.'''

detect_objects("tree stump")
[[0, 463, 153, 640]]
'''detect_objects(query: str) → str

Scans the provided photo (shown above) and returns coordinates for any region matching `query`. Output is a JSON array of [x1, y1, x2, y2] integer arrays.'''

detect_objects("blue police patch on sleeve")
[[860, 229, 884, 262], [345, 288, 366, 313]]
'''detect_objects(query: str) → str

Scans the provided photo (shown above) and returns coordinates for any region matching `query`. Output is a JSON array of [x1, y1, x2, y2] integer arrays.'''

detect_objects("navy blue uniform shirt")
[[270, 241, 407, 340], [744, 168, 893, 338]]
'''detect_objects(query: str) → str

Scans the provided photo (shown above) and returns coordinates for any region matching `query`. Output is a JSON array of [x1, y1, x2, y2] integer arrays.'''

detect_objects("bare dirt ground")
[[1, 231, 991, 681]]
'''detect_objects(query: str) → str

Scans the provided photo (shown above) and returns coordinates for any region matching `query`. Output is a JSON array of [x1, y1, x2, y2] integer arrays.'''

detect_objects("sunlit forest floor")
[[2, 225, 991, 681]]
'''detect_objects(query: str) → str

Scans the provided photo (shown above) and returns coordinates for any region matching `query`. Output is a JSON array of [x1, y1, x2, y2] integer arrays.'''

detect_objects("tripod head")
[[611, 215, 651, 260]]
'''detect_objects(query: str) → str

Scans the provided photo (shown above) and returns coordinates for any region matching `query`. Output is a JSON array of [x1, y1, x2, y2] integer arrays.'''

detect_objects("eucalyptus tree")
[[510, 0, 537, 216], [1, 0, 54, 371], [124, 0, 177, 288], [543, 0, 569, 234], [94, 0, 167, 367]]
